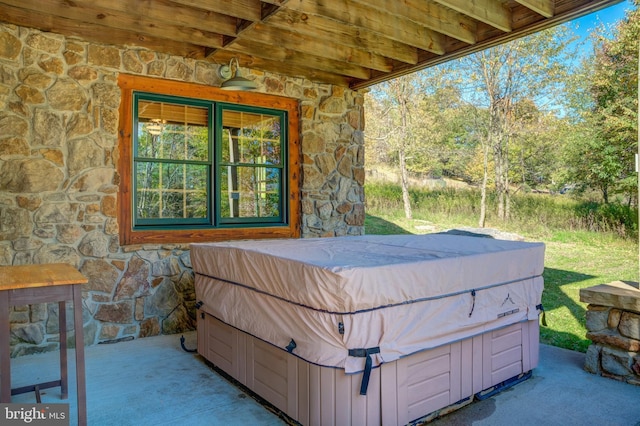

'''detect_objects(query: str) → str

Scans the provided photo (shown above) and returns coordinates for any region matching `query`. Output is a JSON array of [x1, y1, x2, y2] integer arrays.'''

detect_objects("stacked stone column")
[[580, 281, 640, 385]]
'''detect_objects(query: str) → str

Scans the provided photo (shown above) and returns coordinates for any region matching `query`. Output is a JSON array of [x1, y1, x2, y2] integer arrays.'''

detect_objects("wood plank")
[[0, 3, 206, 59], [0, 264, 86, 290], [350, 0, 478, 45], [169, 0, 263, 21], [434, 0, 512, 32], [296, 359, 310, 426], [267, 8, 418, 64], [319, 367, 335, 424], [521, 320, 532, 372], [450, 342, 462, 404], [282, 0, 447, 54], [286, 356, 298, 419], [308, 364, 321, 426], [211, 0, 289, 53], [243, 22, 393, 73], [334, 371, 351, 426], [53, 0, 239, 36], [516, 0, 555, 18], [472, 335, 484, 394], [460, 338, 473, 398], [210, 50, 357, 87], [380, 363, 399, 426], [217, 38, 372, 79], [0, 0, 225, 49], [366, 367, 382, 425]]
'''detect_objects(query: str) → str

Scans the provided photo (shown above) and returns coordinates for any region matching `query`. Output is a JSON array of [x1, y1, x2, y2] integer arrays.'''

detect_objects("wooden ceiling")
[[0, 0, 623, 89]]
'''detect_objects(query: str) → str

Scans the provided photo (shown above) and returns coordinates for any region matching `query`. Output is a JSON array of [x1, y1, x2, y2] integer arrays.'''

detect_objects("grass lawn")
[[365, 211, 639, 353]]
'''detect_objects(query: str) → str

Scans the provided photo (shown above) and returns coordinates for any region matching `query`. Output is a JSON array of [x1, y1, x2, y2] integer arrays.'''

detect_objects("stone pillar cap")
[[580, 281, 640, 312]]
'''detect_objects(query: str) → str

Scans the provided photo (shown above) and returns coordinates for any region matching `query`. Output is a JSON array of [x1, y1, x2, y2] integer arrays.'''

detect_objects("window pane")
[[219, 166, 281, 218], [221, 111, 281, 165], [137, 100, 209, 161], [136, 161, 208, 220]]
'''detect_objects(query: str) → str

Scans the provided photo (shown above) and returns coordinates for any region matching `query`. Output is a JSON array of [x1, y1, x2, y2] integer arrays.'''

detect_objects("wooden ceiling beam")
[[433, 0, 512, 32], [0, 0, 225, 49], [515, 0, 555, 18], [206, 0, 289, 56], [211, 50, 354, 87], [267, 8, 418, 64], [282, 0, 447, 54], [237, 22, 394, 72], [216, 38, 372, 79], [349, 0, 478, 44], [7, 0, 238, 36], [0, 3, 206, 58], [168, 0, 262, 22]]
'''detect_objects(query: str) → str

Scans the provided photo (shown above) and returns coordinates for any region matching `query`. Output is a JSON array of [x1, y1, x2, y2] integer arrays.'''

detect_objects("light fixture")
[[218, 57, 258, 91], [146, 119, 164, 136]]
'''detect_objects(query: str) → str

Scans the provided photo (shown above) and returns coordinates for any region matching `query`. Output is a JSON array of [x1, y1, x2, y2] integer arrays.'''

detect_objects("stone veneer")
[[0, 23, 365, 356], [580, 281, 640, 385]]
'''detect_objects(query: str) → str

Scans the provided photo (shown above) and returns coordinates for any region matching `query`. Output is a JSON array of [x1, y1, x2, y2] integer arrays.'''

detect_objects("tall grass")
[[365, 183, 638, 239]]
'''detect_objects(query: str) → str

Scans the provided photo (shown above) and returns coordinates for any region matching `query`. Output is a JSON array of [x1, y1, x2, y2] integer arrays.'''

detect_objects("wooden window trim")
[[117, 74, 301, 245]]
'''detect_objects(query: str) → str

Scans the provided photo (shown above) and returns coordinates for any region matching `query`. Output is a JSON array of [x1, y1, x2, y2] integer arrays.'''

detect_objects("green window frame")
[[132, 92, 288, 230]]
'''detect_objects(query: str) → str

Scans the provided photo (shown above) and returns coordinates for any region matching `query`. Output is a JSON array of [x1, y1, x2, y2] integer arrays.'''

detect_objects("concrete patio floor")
[[9, 332, 640, 425]]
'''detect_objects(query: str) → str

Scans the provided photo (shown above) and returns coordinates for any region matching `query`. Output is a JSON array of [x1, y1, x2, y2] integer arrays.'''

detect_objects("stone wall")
[[0, 23, 365, 356], [580, 281, 640, 385]]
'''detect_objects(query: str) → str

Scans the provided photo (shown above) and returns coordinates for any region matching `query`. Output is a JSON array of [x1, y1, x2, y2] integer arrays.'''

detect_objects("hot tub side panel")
[[198, 312, 539, 426]]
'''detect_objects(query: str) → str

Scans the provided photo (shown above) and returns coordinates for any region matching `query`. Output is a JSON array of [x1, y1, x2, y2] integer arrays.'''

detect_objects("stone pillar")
[[580, 281, 640, 385]]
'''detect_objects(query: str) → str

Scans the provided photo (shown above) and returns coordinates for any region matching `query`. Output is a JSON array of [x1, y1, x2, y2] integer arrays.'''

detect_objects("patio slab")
[[7, 332, 640, 425]]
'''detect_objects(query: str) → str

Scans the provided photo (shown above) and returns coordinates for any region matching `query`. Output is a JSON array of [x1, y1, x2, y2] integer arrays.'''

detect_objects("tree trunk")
[[398, 96, 412, 220], [399, 148, 412, 219], [479, 142, 489, 227], [503, 135, 511, 220]]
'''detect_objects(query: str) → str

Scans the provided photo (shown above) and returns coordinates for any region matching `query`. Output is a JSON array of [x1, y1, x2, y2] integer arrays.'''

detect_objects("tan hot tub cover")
[[191, 234, 545, 375]]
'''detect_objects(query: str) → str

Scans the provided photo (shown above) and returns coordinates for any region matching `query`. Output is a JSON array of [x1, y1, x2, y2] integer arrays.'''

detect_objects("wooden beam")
[[217, 38, 372, 79], [282, 0, 447, 54], [433, 0, 512, 32], [515, 0, 555, 18], [350, 0, 478, 44], [350, 0, 624, 90], [168, 0, 262, 22], [267, 8, 418, 64], [210, 50, 355, 87], [1, 0, 225, 49], [0, 3, 206, 58], [63, 0, 238, 36], [237, 22, 394, 72]]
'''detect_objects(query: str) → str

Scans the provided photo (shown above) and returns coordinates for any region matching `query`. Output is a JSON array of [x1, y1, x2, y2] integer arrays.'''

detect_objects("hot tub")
[[191, 234, 544, 425]]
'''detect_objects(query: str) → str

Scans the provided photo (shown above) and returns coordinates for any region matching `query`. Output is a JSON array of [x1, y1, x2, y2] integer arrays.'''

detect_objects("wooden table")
[[0, 263, 88, 426]]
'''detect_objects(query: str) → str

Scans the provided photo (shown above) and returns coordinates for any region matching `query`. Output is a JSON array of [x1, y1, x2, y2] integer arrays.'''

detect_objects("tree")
[[365, 68, 457, 219], [588, 5, 638, 203], [459, 25, 577, 222]]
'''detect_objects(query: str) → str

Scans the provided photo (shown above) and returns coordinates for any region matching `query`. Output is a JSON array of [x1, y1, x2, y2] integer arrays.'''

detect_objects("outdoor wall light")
[[218, 57, 258, 91], [146, 119, 164, 135]]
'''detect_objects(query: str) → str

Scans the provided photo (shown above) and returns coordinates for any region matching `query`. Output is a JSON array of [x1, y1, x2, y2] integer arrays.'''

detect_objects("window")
[[117, 75, 300, 245]]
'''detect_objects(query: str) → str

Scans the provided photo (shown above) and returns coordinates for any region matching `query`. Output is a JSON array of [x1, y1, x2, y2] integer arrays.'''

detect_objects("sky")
[[569, 0, 636, 49], [572, 0, 635, 35]]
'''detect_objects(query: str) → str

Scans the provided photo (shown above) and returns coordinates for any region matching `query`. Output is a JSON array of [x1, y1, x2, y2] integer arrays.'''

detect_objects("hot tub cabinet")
[[191, 235, 544, 425]]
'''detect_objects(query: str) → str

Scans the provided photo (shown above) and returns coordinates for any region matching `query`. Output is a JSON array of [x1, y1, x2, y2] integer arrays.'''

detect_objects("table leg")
[[72, 286, 87, 426], [58, 301, 68, 399], [0, 291, 10, 402]]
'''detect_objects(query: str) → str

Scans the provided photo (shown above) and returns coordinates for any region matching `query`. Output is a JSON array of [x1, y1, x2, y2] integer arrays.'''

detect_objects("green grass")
[[365, 183, 639, 352]]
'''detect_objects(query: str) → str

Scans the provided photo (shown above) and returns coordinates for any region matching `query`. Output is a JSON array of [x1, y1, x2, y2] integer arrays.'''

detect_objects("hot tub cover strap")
[[348, 347, 381, 395]]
